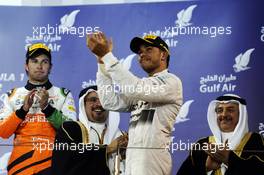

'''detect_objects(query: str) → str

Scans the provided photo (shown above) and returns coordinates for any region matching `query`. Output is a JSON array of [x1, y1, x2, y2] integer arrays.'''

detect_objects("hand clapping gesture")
[[86, 32, 113, 61]]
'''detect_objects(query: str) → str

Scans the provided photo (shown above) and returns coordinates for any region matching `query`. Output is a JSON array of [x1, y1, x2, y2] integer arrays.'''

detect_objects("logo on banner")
[[0, 73, 25, 92], [25, 9, 100, 52], [172, 4, 232, 38], [261, 26, 264, 42], [119, 54, 136, 70], [59, 10, 80, 33], [175, 5, 197, 27], [0, 73, 15, 82], [171, 100, 193, 143], [82, 79, 96, 89], [143, 4, 232, 48], [175, 100, 193, 124], [199, 47, 255, 93], [199, 74, 237, 93], [81, 54, 136, 88], [259, 123, 264, 137], [233, 48, 254, 73]]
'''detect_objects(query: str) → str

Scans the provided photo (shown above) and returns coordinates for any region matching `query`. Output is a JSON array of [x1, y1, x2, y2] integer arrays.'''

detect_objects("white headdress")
[[78, 86, 120, 144], [207, 94, 248, 150]]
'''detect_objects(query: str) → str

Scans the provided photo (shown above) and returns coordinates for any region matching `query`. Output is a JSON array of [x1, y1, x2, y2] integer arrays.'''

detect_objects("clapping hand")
[[23, 90, 37, 111], [86, 32, 113, 61], [35, 88, 49, 110], [205, 140, 230, 171]]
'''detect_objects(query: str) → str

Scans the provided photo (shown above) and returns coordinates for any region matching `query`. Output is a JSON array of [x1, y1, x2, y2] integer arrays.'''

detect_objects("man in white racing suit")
[[87, 33, 183, 175]]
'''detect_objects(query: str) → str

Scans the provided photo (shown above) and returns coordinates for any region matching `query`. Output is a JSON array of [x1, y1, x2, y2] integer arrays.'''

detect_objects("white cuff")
[[98, 63, 110, 77], [101, 52, 119, 70]]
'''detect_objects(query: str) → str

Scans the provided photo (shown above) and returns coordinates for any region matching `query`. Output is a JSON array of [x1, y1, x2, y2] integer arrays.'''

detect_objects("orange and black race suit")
[[0, 81, 76, 175]]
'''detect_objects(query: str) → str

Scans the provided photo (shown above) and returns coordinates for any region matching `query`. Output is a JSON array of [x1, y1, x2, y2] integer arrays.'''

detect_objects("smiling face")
[[137, 45, 167, 76], [84, 91, 108, 123], [215, 102, 239, 132], [25, 54, 51, 84]]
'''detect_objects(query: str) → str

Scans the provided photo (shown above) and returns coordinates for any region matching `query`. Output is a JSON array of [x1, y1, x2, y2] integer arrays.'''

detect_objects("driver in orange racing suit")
[[0, 43, 76, 175]]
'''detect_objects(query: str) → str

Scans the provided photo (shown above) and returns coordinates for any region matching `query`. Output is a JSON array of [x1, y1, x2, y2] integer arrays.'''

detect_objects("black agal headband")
[[216, 95, 247, 105]]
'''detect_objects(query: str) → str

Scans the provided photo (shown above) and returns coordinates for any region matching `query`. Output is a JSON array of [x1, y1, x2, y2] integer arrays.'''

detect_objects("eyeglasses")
[[85, 97, 100, 103]]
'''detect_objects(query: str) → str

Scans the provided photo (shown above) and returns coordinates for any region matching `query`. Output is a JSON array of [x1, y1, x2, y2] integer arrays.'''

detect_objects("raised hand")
[[86, 32, 113, 59]]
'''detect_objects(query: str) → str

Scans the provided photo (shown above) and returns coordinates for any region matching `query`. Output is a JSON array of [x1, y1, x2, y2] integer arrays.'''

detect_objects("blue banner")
[[0, 0, 264, 174]]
